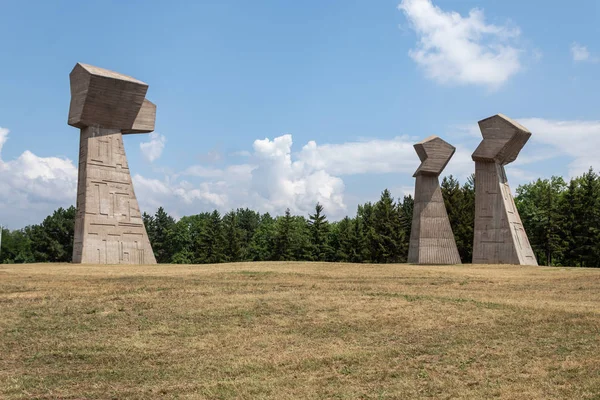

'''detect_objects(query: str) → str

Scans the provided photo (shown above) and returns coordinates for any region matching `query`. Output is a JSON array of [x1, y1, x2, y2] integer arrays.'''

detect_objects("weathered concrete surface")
[[472, 114, 537, 266], [69, 63, 156, 264], [122, 99, 156, 134], [68, 63, 148, 130], [408, 136, 461, 265], [413, 135, 455, 177]]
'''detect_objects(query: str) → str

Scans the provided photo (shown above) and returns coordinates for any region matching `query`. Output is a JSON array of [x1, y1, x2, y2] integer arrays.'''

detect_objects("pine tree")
[[151, 207, 176, 263], [349, 215, 367, 263], [398, 194, 413, 246], [561, 179, 578, 266], [441, 175, 473, 263], [308, 203, 331, 261], [197, 210, 224, 264], [572, 169, 599, 267], [373, 189, 402, 263], [333, 217, 353, 262], [441, 176, 460, 217], [236, 208, 260, 260], [142, 212, 154, 235], [273, 209, 294, 261], [168, 216, 194, 264], [357, 202, 377, 263], [223, 211, 242, 262], [291, 216, 313, 261], [248, 213, 276, 261], [438, 175, 475, 263], [460, 176, 475, 262], [393, 201, 409, 262]]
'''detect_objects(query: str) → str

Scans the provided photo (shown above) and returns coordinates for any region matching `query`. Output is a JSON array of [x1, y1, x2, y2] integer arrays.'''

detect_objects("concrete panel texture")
[[408, 136, 462, 265], [472, 114, 538, 266], [69, 63, 156, 264], [68, 63, 148, 130]]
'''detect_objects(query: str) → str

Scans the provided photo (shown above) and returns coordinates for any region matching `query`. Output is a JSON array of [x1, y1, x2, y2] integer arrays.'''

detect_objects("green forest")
[[2, 168, 600, 267]]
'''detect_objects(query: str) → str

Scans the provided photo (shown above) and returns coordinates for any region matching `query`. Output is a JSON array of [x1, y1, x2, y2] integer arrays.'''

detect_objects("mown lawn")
[[0, 262, 599, 399]]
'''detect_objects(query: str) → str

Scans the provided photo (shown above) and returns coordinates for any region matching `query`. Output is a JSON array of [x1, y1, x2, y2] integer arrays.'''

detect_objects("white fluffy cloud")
[[297, 136, 415, 175], [250, 135, 346, 216], [139, 132, 166, 162], [133, 163, 254, 219], [398, 0, 522, 89], [570, 43, 590, 61], [518, 118, 600, 177], [135, 135, 349, 219], [570, 42, 596, 63], [296, 136, 473, 181], [0, 127, 8, 152], [0, 127, 78, 228]]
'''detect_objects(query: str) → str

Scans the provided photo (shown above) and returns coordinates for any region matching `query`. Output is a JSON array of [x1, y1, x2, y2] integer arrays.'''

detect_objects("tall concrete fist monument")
[[472, 114, 537, 266], [408, 136, 461, 265], [69, 63, 157, 264]]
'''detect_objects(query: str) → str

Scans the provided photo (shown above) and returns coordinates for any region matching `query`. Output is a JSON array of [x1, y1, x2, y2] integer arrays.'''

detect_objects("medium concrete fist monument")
[[408, 136, 461, 265], [472, 114, 537, 266], [69, 63, 157, 264]]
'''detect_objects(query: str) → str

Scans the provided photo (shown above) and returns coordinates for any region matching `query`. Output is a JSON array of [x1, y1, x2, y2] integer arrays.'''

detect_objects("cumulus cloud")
[[134, 135, 349, 219], [0, 127, 78, 228], [297, 136, 415, 175], [133, 164, 254, 219], [250, 135, 346, 216], [0, 127, 8, 152], [139, 132, 166, 162], [570, 43, 590, 61], [518, 118, 600, 177], [133, 175, 229, 216], [570, 42, 596, 63], [398, 0, 522, 89]]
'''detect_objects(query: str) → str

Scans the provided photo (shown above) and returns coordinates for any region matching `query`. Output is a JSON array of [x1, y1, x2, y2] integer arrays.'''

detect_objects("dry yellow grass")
[[0, 262, 599, 399]]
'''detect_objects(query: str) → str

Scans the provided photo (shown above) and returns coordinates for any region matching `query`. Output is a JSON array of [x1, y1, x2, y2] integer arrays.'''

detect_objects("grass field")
[[0, 262, 599, 399]]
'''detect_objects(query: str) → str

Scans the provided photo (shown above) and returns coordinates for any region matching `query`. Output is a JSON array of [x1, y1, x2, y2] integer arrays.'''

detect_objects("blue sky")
[[0, 0, 599, 228]]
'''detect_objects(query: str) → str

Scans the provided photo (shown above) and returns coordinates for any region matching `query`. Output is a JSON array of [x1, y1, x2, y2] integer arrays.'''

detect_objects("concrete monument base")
[[72, 127, 156, 264], [408, 175, 462, 265], [472, 161, 537, 265]]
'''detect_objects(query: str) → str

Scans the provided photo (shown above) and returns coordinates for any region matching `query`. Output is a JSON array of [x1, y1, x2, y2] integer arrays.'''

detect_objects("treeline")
[[515, 168, 600, 267], [0, 206, 75, 264], [2, 169, 600, 267], [143, 190, 416, 264]]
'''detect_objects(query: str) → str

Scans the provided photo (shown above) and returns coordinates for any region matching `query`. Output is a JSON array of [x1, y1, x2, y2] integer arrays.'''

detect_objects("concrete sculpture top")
[[68, 63, 155, 133], [413, 135, 456, 177], [472, 114, 531, 165]]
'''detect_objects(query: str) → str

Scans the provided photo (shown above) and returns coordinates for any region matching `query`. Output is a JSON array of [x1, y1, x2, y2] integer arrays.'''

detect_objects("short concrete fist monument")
[[69, 63, 157, 264], [408, 136, 461, 265], [472, 114, 537, 266]]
